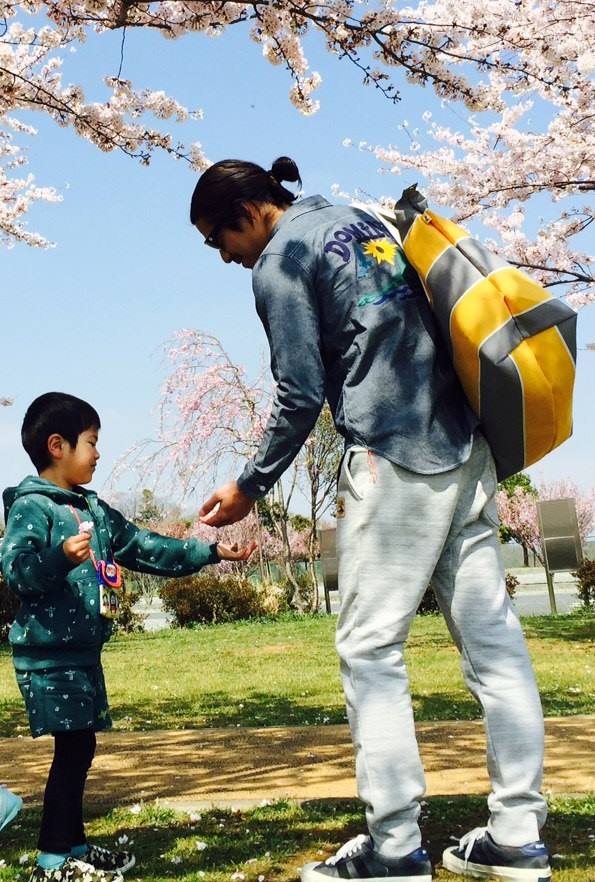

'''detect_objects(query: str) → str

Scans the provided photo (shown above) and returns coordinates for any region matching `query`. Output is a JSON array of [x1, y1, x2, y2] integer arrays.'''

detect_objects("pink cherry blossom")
[[117, 330, 315, 588], [497, 480, 594, 564], [1, 0, 592, 303]]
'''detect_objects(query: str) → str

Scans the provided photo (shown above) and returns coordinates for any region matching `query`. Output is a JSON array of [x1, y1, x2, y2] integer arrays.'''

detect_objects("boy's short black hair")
[[22, 392, 101, 472]]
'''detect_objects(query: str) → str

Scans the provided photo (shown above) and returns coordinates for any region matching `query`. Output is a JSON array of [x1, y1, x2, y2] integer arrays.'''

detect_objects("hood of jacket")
[[3, 476, 98, 521]]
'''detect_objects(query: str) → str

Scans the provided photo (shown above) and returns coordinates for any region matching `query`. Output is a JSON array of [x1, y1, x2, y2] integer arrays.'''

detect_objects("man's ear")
[[47, 433, 66, 460], [241, 201, 259, 225]]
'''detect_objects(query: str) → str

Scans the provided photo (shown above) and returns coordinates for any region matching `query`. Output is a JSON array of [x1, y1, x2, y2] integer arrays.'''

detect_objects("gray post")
[[544, 566, 558, 616], [318, 527, 338, 614], [536, 498, 583, 616]]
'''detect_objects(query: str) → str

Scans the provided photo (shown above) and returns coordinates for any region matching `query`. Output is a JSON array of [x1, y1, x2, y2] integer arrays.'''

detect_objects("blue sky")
[[1, 22, 593, 512]]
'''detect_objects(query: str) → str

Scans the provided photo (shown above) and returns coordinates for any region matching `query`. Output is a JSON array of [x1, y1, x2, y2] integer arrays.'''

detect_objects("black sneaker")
[[442, 827, 551, 881], [28, 857, 124, 882], [84, 846, 135, 875], [301, 834, 432, 881]]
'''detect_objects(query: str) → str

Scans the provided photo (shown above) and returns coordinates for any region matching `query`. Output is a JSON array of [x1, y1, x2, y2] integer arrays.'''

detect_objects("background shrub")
[[0, 573, 20, 643], [122, 567, 165, 604], [572, 558, 595, 609], [279, 571, 316, 612], [418, 584, 441, 615], [418, 573, 519, 616], [159, 573, 286, 627], [113, 588, 146, 633], [505, 572, 519, 598]]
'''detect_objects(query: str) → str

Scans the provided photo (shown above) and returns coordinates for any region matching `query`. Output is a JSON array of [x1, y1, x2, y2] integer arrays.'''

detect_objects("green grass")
[[0, 611, 593, 736], [0, 795, 593, 881]]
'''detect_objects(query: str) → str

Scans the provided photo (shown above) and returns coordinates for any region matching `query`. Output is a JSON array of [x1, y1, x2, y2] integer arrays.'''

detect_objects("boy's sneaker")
[[442, 827, 551, 881], [301, 833, 432, 881], [83, 845, 135, 874], [0, 785, 23, 832], [28, 857, 124, 882]]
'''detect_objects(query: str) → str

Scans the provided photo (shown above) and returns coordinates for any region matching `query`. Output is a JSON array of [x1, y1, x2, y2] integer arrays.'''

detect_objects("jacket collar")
[[269, 195, 331, 240]]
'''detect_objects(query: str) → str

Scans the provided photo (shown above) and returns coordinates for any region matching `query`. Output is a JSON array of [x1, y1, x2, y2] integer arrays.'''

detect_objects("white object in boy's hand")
[[78, 521, 94, 535]]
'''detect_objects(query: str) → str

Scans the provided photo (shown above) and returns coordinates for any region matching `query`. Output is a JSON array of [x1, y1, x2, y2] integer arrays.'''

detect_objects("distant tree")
[[118, 329, 272, 584], [264, 473, 308, 609], [135, 488, 165, 526], [497, 472, 539, 565], [299, 403, 343, 604], [289, 513, 311, 533], [496, 479, 595, 567], [122, 329, 315, 592], [122, 489, 172, 602], [499, 473, 539, 497]]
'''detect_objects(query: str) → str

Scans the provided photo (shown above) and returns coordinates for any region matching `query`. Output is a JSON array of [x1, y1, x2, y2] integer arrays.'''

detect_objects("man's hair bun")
[[270, 156, 302, 189]]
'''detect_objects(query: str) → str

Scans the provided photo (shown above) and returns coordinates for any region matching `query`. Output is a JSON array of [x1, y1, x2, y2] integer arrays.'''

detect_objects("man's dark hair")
[[189, 156, 301, 229], [22, 392, 101, 472]]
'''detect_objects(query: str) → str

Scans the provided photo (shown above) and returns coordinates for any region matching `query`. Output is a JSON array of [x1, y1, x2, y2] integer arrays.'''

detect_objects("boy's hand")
[[216, 540, 258, 562], [63, 533, 92, 564]]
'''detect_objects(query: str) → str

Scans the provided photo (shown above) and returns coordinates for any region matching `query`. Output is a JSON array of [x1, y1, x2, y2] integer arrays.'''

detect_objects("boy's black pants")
[[38, 729, 96, 853]]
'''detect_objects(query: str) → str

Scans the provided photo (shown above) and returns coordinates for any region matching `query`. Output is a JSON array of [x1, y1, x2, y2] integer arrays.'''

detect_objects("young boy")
[[1, 392, 255, 882]]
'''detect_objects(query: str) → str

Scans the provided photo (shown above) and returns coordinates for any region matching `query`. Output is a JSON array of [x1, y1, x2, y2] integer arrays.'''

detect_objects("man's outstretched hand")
[[199, 481, 254, 527]]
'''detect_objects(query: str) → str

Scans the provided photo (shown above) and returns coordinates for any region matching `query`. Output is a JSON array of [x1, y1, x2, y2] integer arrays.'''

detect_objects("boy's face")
[[56, 427, 100, 488]]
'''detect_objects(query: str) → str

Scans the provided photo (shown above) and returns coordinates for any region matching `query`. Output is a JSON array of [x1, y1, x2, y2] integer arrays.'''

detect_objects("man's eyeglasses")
[[204, 221, 225, 249]]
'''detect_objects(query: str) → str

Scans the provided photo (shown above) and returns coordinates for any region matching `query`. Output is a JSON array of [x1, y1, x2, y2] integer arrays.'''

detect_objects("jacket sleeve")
[[1, 498, 74, 597], [102, 503, 220, 575], [237, 251, 326, 499]]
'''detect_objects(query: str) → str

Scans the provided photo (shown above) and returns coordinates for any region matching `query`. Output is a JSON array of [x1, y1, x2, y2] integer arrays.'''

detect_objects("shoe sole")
[[118, 856, 136, 874], [442, 848, 551, 881], [301, 861, 432, 882], [88, 855, 135, 875], [0, 794, 23, 832]]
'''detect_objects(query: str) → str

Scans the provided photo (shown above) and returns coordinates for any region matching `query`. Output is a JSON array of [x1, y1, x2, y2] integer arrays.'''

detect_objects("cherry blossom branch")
[[476, 180, 595, 198], [0, 66, 198, 163], [2, 0, 593, 277], [507, 261, 593, 286]]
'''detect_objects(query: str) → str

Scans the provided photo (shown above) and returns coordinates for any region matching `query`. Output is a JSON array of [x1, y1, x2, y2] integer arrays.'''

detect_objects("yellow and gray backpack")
[[371, 185, 577, 481]]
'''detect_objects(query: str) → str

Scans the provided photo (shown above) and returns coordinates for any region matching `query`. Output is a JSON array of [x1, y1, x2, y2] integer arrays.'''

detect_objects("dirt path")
[[1, 716, 592, 809]]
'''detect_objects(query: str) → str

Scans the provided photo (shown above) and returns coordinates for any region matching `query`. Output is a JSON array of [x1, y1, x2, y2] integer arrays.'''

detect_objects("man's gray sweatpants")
[[335, 433, 546, 858]]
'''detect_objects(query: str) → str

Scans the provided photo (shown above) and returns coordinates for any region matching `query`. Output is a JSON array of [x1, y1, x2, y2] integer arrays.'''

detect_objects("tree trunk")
[[301, 460, 321, 613], [306, 468, 319, 612], [307, 529, 319, 613], [254, 507, 268, 585], [273, 481, 302, 609]]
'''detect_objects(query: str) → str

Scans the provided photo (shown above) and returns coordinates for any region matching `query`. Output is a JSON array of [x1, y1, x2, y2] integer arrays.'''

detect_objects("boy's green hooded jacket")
[[1, 476, 219, 670]]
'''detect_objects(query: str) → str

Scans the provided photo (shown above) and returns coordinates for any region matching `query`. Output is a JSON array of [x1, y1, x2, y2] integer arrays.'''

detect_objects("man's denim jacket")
[[238, 196, 477, 499]]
